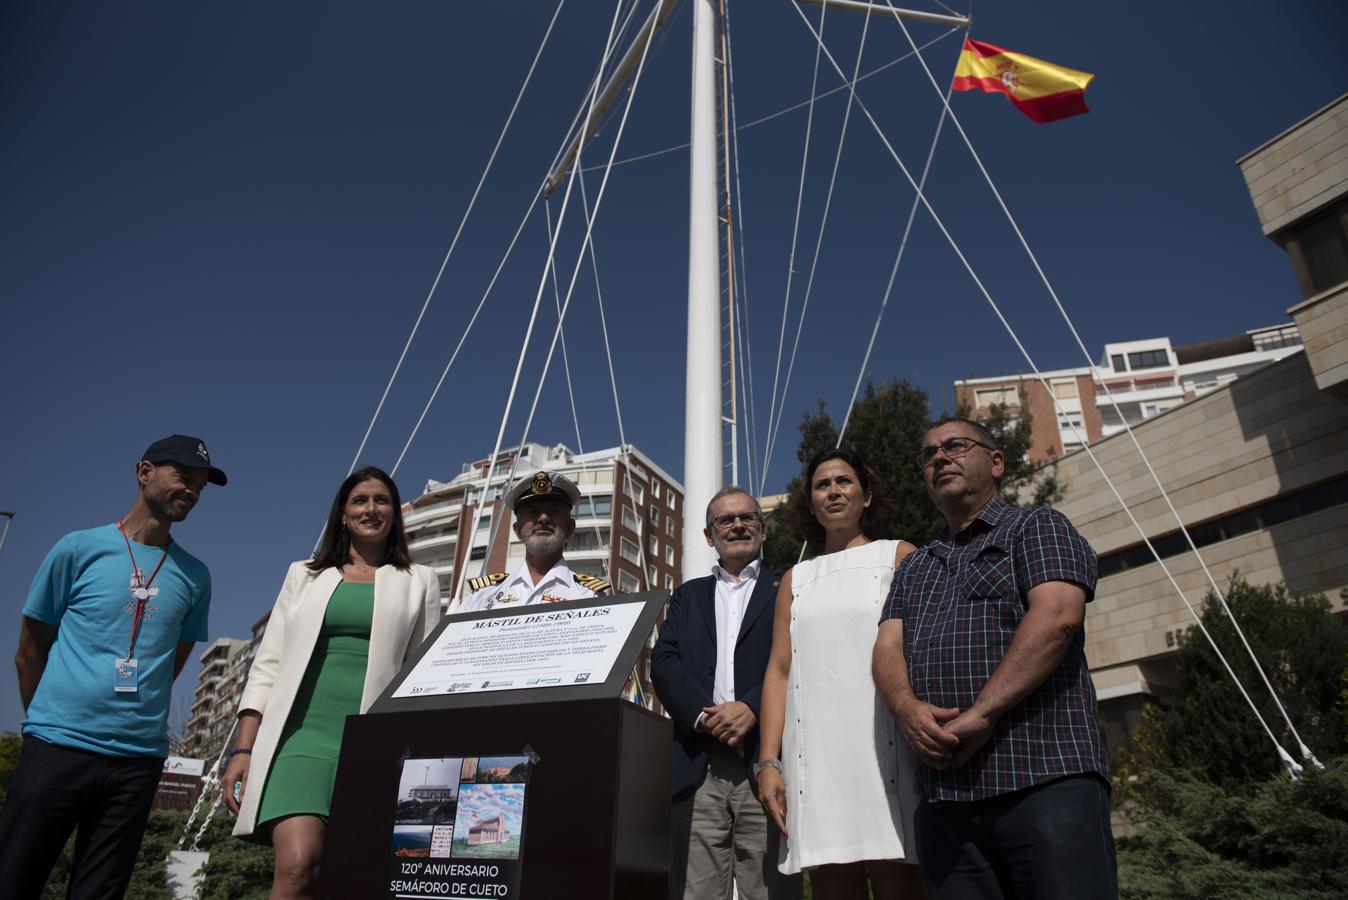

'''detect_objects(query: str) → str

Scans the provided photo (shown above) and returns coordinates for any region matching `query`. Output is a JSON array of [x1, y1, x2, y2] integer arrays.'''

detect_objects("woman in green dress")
[[222, 466, 441, 899]]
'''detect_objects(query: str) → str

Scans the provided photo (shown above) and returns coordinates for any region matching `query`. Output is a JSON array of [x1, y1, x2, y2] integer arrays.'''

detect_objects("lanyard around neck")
[[117, 521, 171, 660]]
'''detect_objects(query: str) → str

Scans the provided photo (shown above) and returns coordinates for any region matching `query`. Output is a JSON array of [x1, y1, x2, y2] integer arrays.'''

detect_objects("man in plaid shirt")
[[874, 417, 1116, 899]]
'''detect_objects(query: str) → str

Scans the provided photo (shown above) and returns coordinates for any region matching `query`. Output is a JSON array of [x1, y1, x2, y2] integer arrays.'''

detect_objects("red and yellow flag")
[[952, 39, 1095, 123]]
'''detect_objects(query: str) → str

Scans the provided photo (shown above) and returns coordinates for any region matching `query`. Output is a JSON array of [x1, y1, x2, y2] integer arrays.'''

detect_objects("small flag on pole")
[[952, 38, 1095, 123]]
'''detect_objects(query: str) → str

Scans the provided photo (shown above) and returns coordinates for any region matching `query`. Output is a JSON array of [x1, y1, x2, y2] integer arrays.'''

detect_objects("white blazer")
[[232, 560, 441, 838]]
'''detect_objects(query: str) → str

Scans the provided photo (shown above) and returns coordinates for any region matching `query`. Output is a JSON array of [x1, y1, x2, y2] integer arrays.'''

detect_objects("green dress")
[[256, 580, 373, 828]]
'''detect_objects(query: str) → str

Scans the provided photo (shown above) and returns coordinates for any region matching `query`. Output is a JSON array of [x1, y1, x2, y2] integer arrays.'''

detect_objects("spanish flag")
[[952, 38, 1095, 123]]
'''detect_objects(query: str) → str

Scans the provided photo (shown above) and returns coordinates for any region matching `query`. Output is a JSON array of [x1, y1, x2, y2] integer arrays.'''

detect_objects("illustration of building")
[[466, 816, 509, 845]]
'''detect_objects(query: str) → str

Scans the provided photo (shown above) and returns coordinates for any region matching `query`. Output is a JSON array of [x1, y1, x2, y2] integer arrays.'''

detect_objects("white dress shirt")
[[701, 557, 761, 731]]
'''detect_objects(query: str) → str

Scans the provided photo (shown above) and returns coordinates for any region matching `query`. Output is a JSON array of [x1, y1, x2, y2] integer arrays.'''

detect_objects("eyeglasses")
[[710, 512, 761, 530], [917, 436, 996, 468]]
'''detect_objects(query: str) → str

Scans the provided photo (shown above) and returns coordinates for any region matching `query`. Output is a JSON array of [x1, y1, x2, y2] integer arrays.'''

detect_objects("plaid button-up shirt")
[[883, 495, 1108, 802]]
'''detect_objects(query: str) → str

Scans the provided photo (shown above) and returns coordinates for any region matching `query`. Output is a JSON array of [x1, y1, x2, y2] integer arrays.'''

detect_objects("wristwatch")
[[752, 758, 782, 776]]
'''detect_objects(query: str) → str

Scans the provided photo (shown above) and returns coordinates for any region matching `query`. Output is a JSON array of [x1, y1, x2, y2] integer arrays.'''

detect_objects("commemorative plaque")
[[320, 591, 671, 900]]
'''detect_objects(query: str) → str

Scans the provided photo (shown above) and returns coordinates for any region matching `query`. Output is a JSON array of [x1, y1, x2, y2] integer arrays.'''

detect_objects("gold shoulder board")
[[466, 572, 508, 592], [575, 573, 611, 593]]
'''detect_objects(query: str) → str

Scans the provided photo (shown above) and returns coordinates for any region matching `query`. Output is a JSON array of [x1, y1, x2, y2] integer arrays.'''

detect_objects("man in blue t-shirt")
[[0, 435, 227, 900]]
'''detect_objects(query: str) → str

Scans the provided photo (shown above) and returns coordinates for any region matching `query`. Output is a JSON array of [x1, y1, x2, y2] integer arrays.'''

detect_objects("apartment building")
[[404, 441, 685, 710], [956, 325, 1305, 464]]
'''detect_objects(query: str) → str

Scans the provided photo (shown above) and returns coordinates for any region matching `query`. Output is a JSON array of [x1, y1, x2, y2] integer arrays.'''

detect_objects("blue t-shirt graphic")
[[22, 524, 211, 757]]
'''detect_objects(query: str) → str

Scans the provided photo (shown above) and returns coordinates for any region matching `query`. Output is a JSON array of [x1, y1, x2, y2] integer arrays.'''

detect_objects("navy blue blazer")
[[650, 566, 782, 801]]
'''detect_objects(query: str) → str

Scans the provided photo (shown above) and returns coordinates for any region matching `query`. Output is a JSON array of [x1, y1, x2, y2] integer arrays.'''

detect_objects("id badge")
[[114, 657, 139, 692]]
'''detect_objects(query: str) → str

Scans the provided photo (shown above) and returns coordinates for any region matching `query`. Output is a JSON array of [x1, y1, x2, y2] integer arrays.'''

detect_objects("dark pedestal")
[[319, 698, 670, 899]]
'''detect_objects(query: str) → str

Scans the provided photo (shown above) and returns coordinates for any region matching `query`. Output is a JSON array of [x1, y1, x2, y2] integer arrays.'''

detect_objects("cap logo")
[[196, 442, 209, 463], [531, 472, 552, 496]]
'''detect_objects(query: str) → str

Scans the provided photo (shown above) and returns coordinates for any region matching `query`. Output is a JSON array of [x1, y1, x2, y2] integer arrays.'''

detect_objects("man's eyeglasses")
[[917, 437, 996, 468], [710, 512, 761, 530]]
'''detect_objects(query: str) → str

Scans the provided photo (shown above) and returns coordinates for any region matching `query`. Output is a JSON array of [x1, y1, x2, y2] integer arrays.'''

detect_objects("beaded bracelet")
[[228, 747, 253, 759]]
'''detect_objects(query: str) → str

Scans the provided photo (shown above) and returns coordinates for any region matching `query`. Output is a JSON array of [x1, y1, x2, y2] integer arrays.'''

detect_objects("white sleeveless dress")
[[779, 539, 920, 874]]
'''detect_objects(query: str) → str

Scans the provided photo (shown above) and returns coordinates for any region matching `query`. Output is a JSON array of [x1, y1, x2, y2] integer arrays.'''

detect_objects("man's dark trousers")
[[915, 774, 1117, 900], [0, 735, 163, 900]]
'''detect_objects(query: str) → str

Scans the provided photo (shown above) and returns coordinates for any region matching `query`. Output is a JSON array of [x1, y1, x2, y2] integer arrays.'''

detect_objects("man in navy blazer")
[[652, 487, 800, 900]]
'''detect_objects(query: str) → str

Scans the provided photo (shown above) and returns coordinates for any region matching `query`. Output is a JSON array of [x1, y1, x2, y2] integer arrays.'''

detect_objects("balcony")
[[404, 504, 463, 528], [409, 532, 457, 553], [1093, 378, 1184, 407]]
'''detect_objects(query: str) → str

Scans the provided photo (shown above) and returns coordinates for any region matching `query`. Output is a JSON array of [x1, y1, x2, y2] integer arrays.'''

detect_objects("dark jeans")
[[0, 735, 164, 900], [915, 774, 1118, 900]]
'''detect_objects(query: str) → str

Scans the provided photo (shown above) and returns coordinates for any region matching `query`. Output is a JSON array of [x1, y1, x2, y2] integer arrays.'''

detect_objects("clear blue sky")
[[3, 0, 1345, 736]]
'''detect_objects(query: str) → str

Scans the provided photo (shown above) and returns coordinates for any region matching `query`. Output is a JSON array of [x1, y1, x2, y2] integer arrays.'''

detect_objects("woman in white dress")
[[756, 448, 924, 899]]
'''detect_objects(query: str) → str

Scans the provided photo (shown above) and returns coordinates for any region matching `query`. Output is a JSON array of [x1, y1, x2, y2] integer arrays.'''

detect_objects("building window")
[[649, 535, 659, 556], [622, 506, 640, 531], [665, 546, 674, 566], [668, 494, 677, 512], [651, 481, 661, 499], [1097, 474, 1348, 578], [568, 528, 609, 552], [626, 482, 645, 505], [973, 386, 1018, 408], [617, 571, 640, 593], [664, 573, 674, 589], [1127, 349, 1170, 370], [574, 494, 612, 519], [1290, 205, 1348, 295], [650, 506, 660, 527], [620, 537, 640, 565], [1052, 380, 1079, 400], [665, 518, 675, 536], [1110, 354, 1126, 372], [646, 564, 657, 586], [1252, 325, 1302, 352], [470, 547, 486, 561]]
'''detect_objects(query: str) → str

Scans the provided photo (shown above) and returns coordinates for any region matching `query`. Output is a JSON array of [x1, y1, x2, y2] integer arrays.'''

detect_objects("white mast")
[[682, 0, 723, 580]]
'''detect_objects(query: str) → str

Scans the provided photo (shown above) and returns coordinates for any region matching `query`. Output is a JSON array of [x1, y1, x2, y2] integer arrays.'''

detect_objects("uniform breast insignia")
[[488, 590, 525, 610], [574, 573, 611, 594], [466, 572, 508, 592], [541, 594, 566, 603]]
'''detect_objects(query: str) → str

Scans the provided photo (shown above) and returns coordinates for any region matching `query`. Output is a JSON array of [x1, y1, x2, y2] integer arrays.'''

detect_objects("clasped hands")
[[698, 700, 756, 756], [894, 695, 994, 770]]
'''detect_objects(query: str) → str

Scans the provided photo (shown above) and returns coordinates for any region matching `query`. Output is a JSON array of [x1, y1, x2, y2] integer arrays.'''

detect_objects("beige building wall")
[[1054, 350, 1348, 727], [1239, 93, 1348, 238]]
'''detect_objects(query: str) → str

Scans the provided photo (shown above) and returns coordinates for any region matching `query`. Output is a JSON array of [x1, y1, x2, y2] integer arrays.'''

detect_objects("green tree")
[[1132, 579, 1348, 787], [761, 380, 942, 570], [1117, 758, 1348, 900], [973, 396, 1063, 507], [761, 378, 1061, 571]]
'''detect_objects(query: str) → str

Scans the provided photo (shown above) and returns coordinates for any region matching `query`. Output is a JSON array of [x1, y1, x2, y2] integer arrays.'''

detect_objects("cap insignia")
[[531, 472, 552, 496]]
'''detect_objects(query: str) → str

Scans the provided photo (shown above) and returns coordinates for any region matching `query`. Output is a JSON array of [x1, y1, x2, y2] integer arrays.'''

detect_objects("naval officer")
[[448, 470, 610, 614]]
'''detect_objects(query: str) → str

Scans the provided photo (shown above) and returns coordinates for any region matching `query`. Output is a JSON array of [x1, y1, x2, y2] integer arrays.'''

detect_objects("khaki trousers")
[[670, 744, 802, 900]]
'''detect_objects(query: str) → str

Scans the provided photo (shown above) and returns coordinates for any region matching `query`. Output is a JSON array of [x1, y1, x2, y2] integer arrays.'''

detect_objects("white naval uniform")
[[448, 559, 609, 615]]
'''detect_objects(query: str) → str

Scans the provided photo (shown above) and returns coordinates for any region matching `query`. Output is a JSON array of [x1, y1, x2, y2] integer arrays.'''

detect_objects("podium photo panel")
[[319, 591, 672, 899]]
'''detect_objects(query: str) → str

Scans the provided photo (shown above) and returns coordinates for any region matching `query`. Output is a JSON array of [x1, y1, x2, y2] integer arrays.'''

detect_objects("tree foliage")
[[1128, 578, 1348, 787], [1114, 578, 1348, 898], [761, 380, 941, 570], [761, 378, 1062, 571], [1117, 758, 1348, 899]]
